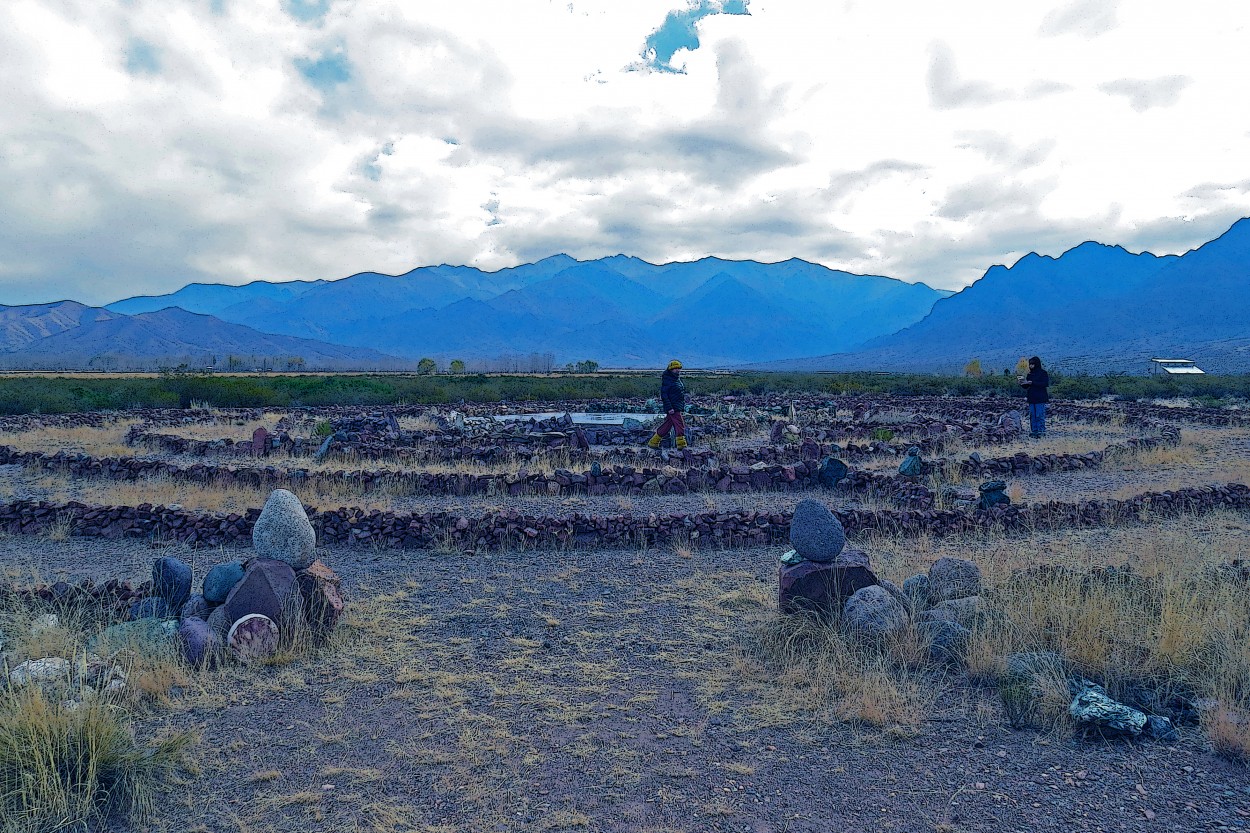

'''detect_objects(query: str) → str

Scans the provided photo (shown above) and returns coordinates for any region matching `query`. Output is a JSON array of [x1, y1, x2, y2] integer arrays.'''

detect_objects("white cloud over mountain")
[[1, 0, 1248, 304]]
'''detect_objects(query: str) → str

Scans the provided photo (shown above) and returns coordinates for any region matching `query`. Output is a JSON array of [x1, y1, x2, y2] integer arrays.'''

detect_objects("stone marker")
[[227, 614, 279, 665], [252, 489, 316, 570], [179, 617, 220, 667], [252, 426, 269, 456], [179, 594, 210, 622], [789, 499, 846, 563], [778, 550, 879, 618]]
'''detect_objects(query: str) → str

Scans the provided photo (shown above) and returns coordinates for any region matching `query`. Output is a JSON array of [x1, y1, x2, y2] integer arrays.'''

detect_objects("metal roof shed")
[[1150, 358, 1205, 374]]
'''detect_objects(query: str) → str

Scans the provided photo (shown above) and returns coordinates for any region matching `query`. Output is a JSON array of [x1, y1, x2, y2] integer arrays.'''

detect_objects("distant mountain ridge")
[[103, 256, 952, 366], [762, 218, 1250, 374], [0, 301, 401, 370]]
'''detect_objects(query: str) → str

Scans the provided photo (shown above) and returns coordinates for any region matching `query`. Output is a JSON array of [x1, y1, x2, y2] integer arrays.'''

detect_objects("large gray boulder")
[[928, 557, 982, 602], [789, 499, 846, 563], [842, 585, 908, 640], [252, 489, 316, 570]]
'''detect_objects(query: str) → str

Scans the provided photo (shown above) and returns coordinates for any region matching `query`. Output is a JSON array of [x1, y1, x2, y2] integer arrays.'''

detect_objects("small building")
[[1150, 358, 1205, 375]]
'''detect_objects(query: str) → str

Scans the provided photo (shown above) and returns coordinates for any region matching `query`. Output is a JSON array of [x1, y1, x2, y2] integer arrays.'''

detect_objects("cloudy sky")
[[3, 0, 1250, 305]]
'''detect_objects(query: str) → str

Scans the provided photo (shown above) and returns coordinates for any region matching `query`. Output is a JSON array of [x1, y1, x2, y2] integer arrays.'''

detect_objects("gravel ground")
[[3, 531, 1249, 833]]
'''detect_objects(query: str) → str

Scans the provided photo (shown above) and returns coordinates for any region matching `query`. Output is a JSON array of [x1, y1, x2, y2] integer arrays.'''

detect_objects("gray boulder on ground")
[[180, 594, 210, 622], [8, 657, 71, 688], [933, 595, 986, 627], [842, 585, 909, 640], [1069, 680, 1147, 738], [999, 411, 1023, 432], [87, 619, 178, 658], [878, 578, 914, 615], [203, 561, 246, 604], [152, 556, 192, 611], [928, 557, 982, 602], [789, 499, 846, 563], [252, 489, 317, 570], [918, 618, 970, 664]]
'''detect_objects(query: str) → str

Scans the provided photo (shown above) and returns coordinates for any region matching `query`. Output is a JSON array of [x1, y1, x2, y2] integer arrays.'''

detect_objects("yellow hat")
[[667, 360, 683, 370]]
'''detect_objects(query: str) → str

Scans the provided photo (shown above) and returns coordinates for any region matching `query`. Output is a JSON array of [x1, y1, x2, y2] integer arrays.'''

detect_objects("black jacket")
[[1023, 368, 1049, 404], [660, 369, 685, 412]]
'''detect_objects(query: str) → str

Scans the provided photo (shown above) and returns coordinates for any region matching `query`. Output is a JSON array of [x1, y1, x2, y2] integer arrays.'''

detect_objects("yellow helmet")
[[667, 360, 683, 371]]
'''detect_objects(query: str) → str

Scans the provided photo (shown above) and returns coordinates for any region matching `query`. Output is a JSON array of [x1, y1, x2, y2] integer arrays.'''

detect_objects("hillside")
[[0, 304, 401, 370], [764, 218, 1250, 374]]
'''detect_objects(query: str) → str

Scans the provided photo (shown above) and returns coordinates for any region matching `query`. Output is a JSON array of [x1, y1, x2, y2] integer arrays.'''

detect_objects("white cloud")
[[1, 0, 1249, 305]]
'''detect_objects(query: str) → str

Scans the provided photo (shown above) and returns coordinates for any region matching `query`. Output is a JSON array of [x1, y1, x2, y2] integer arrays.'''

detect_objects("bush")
[[0, 686, 191, 832]]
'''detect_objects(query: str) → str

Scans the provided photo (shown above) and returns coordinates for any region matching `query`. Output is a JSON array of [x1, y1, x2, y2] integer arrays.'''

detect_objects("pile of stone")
[[778, 499, 879, 619], [176, 489, 344, 666], [80, 488, 345, 668], [778, 505, 987, 664]]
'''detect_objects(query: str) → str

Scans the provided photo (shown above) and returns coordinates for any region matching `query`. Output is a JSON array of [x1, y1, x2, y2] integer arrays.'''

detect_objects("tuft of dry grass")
[[0, 685, 193, 833]]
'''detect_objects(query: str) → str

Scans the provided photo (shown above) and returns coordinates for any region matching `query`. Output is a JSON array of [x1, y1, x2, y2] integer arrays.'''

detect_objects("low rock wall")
[[3, 482, 1247, 550]]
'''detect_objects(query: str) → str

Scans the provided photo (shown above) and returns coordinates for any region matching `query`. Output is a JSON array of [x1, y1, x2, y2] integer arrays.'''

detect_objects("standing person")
[[1019, 356, 1049, 437], [647, 360, 687, 449]]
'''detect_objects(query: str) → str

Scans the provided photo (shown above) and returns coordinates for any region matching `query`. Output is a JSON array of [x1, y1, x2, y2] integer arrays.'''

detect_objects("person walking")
[[1019, 355, 1049, 437], [647, 360, 687, 449]]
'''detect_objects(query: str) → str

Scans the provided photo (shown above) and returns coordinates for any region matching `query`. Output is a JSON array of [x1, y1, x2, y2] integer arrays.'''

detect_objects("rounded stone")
[[901, 574, 931, 608], [227, 614, 280, 665], [252, 489, 316, 570], [788, 499, 846, 563], [842, 585, 909, 640], [151, 556, 192, 611], [178, 617, 220, 668], [918, 618, 970, 664], [179, 594, 210, 622], [203, 561, 246, 604], [928, 557, 982, 602], [129, 597, 170, 621]]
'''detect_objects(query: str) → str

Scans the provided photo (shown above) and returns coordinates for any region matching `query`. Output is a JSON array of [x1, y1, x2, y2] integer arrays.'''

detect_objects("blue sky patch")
[[285, 0, 332, 22], [124, 38, 160, 75], [297, 51, 351, 90], [639, 0, 749, 73]]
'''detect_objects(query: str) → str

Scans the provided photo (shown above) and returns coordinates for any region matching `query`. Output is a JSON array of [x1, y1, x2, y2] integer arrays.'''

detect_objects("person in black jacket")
[[647, 360, 687, 449], [1019, 355, 1049, 437]]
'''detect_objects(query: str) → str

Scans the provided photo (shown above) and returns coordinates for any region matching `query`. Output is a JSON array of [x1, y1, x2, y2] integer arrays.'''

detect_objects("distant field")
[[2, 370, 1250, 414]]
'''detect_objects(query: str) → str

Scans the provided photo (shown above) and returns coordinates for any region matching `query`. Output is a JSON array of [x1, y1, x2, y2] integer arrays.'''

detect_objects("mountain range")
[[2, 219, 1248, 372], [102, 255, 950, 367], [0, 302, 402, 370], [765, 218, 1250, 374]]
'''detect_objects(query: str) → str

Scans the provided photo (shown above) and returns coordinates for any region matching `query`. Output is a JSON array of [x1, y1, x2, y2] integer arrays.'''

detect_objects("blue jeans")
[[1029, 403, 1046, 436]]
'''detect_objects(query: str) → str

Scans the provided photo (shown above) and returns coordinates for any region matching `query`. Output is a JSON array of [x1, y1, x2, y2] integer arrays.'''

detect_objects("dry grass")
[[149, 413, 288, 442], [0, 421, 141, 457]]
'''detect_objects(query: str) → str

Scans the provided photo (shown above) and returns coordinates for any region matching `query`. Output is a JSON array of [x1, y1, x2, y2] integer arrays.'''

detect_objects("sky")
[[3, 0, 1250, 305]]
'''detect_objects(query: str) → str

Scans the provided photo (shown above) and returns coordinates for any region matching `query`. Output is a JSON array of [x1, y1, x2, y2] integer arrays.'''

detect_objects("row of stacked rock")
[[778, 499, 983, 662], [129, 489, 343, 667]]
